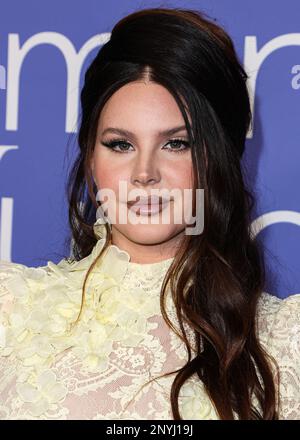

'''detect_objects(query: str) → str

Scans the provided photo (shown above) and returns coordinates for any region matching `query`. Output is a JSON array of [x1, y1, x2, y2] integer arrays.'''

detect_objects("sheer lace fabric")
[[0, 230, 299, 419]]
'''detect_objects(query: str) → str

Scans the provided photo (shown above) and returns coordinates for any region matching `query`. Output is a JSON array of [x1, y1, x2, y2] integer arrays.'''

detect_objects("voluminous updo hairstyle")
[[66, 7, 279, 419]]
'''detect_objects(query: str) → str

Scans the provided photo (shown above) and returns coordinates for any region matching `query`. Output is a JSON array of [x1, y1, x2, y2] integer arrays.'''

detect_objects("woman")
[[0, 7, 299, 420]]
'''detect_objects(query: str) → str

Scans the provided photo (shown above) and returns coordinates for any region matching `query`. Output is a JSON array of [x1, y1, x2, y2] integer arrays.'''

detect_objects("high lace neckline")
[[128, 257, 174, 268]]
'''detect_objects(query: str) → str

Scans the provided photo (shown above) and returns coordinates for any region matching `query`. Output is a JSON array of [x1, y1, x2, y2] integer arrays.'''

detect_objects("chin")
[[119, 224, 182, 245]]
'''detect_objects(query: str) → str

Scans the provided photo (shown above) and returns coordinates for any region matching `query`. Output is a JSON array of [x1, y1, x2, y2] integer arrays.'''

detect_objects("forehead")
[[98, 81, 188, 135]]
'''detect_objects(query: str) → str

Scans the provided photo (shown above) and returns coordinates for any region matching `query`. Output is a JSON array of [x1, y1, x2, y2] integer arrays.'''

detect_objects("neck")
[[110, 226, 185, 264]]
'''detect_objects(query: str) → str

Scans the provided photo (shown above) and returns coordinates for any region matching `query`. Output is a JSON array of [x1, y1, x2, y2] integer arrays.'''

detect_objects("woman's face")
[[91, 80, 194, 261]]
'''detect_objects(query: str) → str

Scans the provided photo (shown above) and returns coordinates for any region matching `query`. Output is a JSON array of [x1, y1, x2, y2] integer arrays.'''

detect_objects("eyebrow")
[[101, 125, 188, 138]]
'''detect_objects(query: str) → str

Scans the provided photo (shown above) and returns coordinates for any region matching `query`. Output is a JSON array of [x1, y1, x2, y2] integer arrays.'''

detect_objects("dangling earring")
[[94, 203, 112, 240], [93, 180, 112, 241]]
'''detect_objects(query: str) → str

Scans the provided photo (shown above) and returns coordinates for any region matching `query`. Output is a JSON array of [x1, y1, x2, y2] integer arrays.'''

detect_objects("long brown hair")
[[65, 7, 279, 419]]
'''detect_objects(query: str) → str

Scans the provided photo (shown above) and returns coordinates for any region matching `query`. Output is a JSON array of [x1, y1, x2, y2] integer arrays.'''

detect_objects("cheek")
[[165, 160, 193, 190], [179, 168, 193, 189], [92, 157, 129, 197]]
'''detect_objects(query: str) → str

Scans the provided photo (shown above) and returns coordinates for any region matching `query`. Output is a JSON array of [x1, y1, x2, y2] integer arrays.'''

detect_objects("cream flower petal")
[[47, 382, 68, 403], [99, 246, 130, 283], [85, 354, 100, 370], [22, 354, 48, 367], [27, 397, 50, 417], [24, 267, 48, 281], [9, 312, 25, 327], [0, 323, 6, 348], [36, 369, 57, 389], [54, 237, 107, 273], [16, 382, 39, 403], [83, 354, 109, 373], [17, 369, 34, 384], [44, 319, 68, 335], [2, 273, 29, 298], [55, 302, 79, 319]]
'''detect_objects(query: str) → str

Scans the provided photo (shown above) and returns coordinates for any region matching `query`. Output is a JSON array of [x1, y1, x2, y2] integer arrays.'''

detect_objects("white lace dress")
[[0, 222, 299, 420]]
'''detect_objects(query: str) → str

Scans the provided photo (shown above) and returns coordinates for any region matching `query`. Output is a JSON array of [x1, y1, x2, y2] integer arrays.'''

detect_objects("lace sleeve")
[[257, 292, 300, 420]]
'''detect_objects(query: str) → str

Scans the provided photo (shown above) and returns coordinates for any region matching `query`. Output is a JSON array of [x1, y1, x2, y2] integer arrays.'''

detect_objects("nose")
[[131, 151, 161, 186]]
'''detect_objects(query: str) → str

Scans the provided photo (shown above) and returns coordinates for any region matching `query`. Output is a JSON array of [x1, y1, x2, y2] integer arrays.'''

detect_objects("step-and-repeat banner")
[[0, 0, 299, 299]]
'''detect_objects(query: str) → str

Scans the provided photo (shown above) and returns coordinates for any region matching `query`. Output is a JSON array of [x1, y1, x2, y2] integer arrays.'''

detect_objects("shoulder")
[[256, 291, 300, 419], [0, 255, 90, 358], [0, 259, 51, 301], [0, 260, 42, 312], [0, 257, 81, 337], [0, 260, 50, 339], [0, 240, 106, 321], [0, 253, 88, 299]]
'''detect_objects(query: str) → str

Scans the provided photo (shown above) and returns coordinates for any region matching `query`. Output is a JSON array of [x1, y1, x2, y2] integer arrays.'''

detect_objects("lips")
[[129, 202, 168, 216], [127, 195, 170, 209], [126, 195, 172, 216]]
